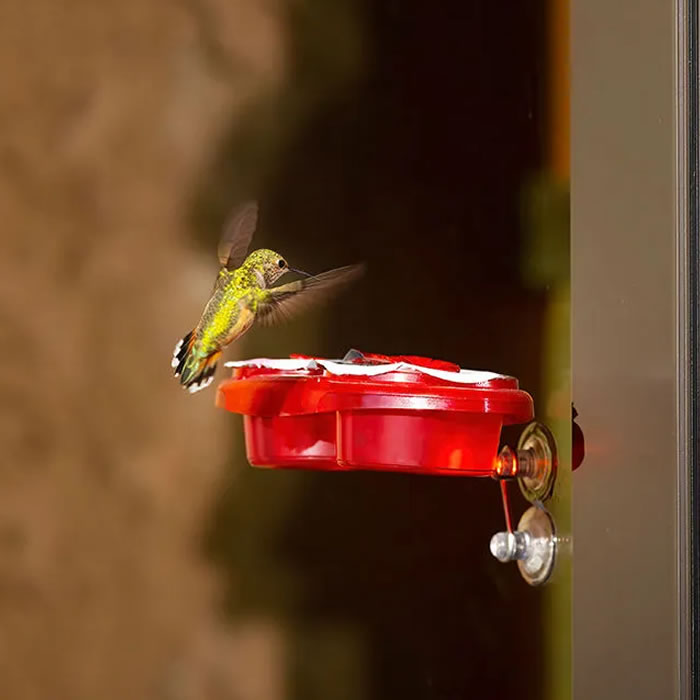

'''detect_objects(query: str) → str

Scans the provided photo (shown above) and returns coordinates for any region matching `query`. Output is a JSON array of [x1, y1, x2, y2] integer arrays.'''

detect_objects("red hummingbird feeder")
[[216, 349, 534, 476], [216, 349, 565, 585]]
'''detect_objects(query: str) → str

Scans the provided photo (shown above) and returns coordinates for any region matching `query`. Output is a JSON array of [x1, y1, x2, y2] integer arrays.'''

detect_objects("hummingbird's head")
[[246, 249, 292, 286]]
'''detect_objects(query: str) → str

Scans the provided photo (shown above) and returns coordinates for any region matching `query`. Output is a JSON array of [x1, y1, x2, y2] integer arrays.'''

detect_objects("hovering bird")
[[172, 201, 364, 393]]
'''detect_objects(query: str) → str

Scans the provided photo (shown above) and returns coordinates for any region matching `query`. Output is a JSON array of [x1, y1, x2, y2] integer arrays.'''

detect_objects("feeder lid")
[[218, 349, 533, 425]]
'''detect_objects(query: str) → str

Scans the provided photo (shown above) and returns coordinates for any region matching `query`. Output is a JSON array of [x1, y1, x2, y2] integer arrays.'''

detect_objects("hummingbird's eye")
[[278, 259, 286, 269]]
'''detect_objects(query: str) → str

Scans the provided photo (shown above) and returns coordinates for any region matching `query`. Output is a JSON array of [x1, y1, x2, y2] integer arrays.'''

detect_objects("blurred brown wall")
[[0, 1, 288, 698]]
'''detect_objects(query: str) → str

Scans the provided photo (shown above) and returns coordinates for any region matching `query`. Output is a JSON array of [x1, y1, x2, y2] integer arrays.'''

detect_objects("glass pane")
[[201, 2, 572, 699], [0, 1, 571, 699]]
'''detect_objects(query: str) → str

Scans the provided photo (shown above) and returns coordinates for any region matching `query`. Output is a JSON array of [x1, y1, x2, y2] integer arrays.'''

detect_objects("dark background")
[[199, 2, 552, 699], [0, 0, 564, 698]]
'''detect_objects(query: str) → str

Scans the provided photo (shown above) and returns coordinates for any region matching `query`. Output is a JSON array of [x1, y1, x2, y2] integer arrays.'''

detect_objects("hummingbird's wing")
[[256, 264, 365, 327], [218, 201, 259, 269]]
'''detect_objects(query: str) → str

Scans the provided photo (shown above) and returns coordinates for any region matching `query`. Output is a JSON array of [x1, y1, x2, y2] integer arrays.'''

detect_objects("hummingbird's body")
[[197, 263, 262, 351], [173, 203, 363, 393]]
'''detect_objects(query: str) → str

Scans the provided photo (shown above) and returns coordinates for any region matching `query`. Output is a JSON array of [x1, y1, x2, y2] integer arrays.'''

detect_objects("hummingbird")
[[172, 201, 364, 393]]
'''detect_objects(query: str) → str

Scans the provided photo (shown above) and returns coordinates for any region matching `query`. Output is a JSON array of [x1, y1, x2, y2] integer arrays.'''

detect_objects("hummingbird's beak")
[[288, 266, 311, 278]]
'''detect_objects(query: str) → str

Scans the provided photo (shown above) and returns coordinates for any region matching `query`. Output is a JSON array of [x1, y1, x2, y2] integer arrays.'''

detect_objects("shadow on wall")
[[196, 1, 551, 698]]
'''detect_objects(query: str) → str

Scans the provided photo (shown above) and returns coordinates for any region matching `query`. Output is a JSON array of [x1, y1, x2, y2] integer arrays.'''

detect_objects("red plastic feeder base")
[[216, 351, 534, 477]]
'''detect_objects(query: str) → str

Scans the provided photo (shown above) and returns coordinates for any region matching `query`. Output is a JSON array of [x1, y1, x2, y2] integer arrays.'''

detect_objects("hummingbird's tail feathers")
[[173, 328, 221, 393], [172, 330, 196, 378], [173, 329, 218, 392], [181, 351, 222, 394]]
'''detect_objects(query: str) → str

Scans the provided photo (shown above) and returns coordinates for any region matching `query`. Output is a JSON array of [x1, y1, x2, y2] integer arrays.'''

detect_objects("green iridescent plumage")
[[172, 202, 363, 393]]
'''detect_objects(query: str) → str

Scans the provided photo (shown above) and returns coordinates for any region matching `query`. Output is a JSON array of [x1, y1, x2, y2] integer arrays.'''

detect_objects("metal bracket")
[[492, 421, 558, 504], [516, 422, 557, 503], [490, 506, 556, 586], [489, 420, 559, 585]]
